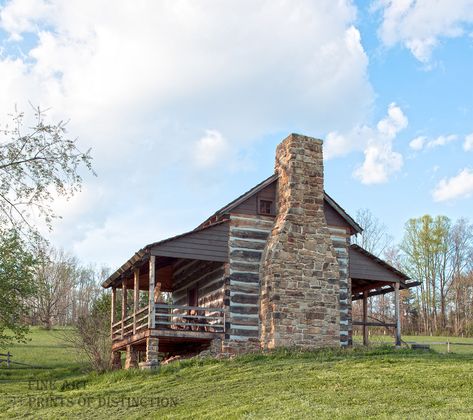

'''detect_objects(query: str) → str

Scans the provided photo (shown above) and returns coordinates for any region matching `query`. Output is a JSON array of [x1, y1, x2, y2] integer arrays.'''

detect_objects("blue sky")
[[0, 0, 472, 269]]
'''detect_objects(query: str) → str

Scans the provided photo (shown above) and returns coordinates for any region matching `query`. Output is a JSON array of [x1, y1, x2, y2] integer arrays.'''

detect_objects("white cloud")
[[409, 136, 426, 150], [377, 102, 408, 137], [374, 0, 473, 63], [408, 134, 457, 151], [193, 130, 229, 169], [354, 144, 403, 184], [325, 103, 407, 184], [433, 168, 473, 202], [464, 133, 473, 151], [427, 134, 457, 148], [0, 0, 374, 267]]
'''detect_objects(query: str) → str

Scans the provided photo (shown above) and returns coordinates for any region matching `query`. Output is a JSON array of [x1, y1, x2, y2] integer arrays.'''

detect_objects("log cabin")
[[101, 133, 419, 369]]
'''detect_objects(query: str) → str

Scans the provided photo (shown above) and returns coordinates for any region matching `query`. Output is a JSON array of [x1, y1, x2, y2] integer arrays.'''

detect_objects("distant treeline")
[[354, 212, 473, 337], [25, 244, 109, 329]]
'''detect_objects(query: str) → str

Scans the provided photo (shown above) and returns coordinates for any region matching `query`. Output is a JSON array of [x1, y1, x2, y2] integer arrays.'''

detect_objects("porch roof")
[[101, 221, 229, 289], [349, 244, 420, 299]]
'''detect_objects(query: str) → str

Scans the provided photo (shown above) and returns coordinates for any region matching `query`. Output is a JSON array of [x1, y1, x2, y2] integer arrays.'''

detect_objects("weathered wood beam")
[[395, 281, 401, 348], [362, 290, 368, 346], [148, 256, 156, 329], [133, 268, 140, 334], [352, 280, 390, 294], [352, 286, 395, 301], [121, 281, 128, 339]]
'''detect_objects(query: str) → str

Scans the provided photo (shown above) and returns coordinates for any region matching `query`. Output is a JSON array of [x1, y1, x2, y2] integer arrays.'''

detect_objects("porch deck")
[[111, 303, 225, 352]]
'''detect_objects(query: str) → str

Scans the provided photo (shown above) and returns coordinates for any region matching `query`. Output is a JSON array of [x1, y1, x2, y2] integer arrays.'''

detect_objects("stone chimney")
[[259, 134, 340, 349]]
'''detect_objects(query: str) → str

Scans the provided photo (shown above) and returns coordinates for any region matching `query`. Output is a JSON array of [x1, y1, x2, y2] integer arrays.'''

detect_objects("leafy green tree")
[[400, 215, 473, 334], [0, 230, 36, 346]]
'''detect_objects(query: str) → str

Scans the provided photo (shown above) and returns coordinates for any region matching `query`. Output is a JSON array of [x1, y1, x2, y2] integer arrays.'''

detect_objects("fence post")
[[7, 352, 11, 368], [447, 340, 450, 354]]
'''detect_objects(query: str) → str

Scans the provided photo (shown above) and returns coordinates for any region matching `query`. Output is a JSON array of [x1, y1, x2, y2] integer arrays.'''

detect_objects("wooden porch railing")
[[111, 303, 225, 341], [155, 303, 225, 333]]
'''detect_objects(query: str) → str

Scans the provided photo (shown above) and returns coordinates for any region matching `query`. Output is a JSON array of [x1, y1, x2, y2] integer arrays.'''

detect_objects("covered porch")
[[102, 222, 230, 369], [349, 244, 420, 347]]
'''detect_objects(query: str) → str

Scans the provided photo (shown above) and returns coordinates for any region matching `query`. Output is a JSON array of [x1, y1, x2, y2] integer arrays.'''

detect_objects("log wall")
[[329, 226, 352, 346], [223, 214, 274, 353], [171, 259, 227, 309]]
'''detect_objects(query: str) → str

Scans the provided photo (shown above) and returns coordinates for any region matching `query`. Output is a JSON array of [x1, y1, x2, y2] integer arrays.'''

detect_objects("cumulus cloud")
[[374, 0, 473, 63], [409, 134, 458, 150], [376, 102, 408, 137], [354, 143, 403, 184], [325, 103, 407, 184], [433, 168, 473, 202], [464, 133, 473, 151], [409, 136, 426, 150], [0, 0, 374, 267]]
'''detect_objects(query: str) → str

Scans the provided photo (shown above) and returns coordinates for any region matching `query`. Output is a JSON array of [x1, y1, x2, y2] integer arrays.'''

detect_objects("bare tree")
[[353, 208, 393, 257], [63, 293, 112, 372], [30, 244, 78, 329]]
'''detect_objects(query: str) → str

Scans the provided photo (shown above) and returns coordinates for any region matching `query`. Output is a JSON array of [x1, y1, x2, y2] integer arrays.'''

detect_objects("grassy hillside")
[[1, 328, 473, 419]]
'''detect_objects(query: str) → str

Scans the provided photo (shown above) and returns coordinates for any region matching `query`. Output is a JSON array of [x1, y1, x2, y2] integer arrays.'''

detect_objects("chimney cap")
[[286, 133, 324, 145]]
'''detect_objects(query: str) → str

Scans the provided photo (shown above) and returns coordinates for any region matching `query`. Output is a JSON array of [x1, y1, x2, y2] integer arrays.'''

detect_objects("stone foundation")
[[222, 338, 260, 355], [139, 337, 159, 370], [259, 134, 341, 349]]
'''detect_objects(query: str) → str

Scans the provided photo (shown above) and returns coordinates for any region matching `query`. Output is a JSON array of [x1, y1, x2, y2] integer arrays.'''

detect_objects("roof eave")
[[101, 249, 148, 288]]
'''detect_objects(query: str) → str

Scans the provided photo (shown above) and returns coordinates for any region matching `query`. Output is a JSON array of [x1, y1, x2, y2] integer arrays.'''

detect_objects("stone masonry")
[[259, 134, 341, 349], [138, 337, 159, 369]]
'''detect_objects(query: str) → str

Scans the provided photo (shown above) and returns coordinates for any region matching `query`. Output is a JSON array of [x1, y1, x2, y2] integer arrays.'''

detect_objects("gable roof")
[[213, 174, 278, 218], [200, 174, 362, 234], [103, 175, 363, 288]]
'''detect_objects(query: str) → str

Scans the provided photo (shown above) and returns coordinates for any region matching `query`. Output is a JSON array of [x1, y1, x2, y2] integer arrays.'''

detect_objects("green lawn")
[[354, 333, 473, 354], [1, 328, 473, 419]]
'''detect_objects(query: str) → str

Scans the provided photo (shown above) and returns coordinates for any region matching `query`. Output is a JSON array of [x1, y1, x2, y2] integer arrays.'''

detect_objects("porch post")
[[121, 281, 127, 339], [111, 286, 116, 336], [133, 268, 140, 334], [148, 255, 156, 329], [394, 281, 401, 348], [362, 290, 369, 346]]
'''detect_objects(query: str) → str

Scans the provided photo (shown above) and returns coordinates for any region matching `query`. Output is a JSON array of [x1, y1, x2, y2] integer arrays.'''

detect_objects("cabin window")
[[258, 199, 273, 215]]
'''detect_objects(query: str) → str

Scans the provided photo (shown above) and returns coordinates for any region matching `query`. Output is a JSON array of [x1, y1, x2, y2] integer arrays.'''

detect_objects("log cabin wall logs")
[[222, 213, 274, 354]]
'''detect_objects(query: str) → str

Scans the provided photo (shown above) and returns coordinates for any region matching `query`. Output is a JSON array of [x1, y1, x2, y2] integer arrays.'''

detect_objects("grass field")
[[353, 333, 473, 354], [1, 328, 473, 419]]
